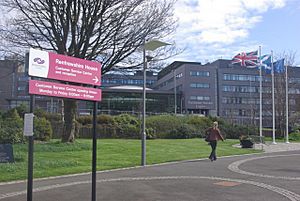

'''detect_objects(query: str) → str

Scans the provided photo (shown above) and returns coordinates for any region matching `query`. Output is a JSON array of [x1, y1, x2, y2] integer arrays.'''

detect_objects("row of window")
[[223, 74, 261, 82], [222, 97, 261, 105], [190, 83, 210, 88], [223, 85, 300, 94], [223, 85, 258, 93], [222, 109, 278, 117], [102, 78, 155, 86], [190, 96, 210, 101], [222, 97, 296, 105], [190, 71, 210, 77]]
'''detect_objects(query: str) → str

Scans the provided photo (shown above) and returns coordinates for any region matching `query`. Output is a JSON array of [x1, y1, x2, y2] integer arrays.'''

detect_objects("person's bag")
[[205, 134, 210, 142]]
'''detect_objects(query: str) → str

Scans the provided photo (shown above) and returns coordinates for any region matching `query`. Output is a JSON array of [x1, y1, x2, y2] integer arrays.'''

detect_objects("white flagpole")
[[285, 63, 289, 143], [271, 51, 276, 144], [259, 46, 262, 138]]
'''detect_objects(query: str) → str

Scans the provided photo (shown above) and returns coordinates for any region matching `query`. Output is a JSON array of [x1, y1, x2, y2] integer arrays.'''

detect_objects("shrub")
[[146, 128, 156, 139], [77, 115, 92, 125], [34, 117, 53, 141], [186, 115, 212, 137], [289, 132, 300, 141], [0, 109, 24, 144], [33, 107, 47, 118], [15, 103, 29, 118], [97, 114, 115, 125], [166, 123, 198, 139], [146, 115, 181, 138], [221, 123, 256, 139], [113, 114, 140, 138]]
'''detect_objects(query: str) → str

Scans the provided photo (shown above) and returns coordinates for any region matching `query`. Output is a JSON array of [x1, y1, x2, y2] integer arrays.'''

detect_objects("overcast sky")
[[169, 0, 300, 66]]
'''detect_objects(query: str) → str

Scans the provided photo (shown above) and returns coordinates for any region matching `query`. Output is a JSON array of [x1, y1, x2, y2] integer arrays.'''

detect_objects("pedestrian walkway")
[[254, 142, 300, 152], [233, 141, 300, 153]]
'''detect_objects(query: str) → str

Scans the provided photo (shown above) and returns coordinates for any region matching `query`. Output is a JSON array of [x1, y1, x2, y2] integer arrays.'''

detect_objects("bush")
[[185, 115, 212, 137], [34, 107, 47, 118], [15, 103, 29, 118], [146, 128, 156, 139], [166, 123, 198, 139], [0, 109, 24, 144], [34, 117, 53, 141], [221, 123, 256, 139], [113, 114, 140, 138], [146, 115, 181, 138], [97, 114, 115, 125], [77, 115, 92, 125], [289, 132, 300, 141]]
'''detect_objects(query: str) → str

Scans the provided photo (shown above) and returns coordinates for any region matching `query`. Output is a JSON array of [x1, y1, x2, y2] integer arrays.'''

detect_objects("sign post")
[[27, 49, 101, 201]]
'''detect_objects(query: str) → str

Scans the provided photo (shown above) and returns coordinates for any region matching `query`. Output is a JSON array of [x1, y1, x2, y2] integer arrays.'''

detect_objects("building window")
[[223, 74, 260, 82], [17, 86, 26, 91], [223, 85, 257, 93], [190, 71, 210, 77], [18, 76, 29, 81], [190, 83, 209, 88], [190, 96, 210, 101]]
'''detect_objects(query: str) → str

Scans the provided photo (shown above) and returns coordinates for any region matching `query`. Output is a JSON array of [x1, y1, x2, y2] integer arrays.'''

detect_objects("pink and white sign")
[[29, 80, 102, 101], [28, 48, 101, 86]]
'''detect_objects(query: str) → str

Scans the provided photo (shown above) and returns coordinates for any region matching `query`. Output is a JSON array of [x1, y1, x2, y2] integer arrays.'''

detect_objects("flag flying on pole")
[[231, 51, 258, 67], [274, 59, 285, 73], [259, 54, 272, 74]]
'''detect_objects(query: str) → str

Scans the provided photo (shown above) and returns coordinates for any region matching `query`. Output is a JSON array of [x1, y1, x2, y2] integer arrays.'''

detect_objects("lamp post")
[[174, 69, 177, 115], [141, 40, 170, 166]]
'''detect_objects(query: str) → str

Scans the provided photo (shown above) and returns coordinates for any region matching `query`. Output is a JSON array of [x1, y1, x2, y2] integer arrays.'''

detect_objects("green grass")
[[0, 139, 261, 182]]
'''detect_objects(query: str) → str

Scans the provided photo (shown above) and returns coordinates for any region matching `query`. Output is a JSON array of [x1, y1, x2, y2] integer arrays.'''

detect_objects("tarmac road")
[[1, 144, 300, 201]]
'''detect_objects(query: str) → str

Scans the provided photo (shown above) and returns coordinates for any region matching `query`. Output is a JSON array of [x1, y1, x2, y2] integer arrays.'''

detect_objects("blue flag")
[[259, 54, 272, 74], [274, 59, 285, 73]]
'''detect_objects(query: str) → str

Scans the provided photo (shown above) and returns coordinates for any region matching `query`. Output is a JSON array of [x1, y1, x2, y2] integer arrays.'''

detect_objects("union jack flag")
[[231, 51, 258, 68]]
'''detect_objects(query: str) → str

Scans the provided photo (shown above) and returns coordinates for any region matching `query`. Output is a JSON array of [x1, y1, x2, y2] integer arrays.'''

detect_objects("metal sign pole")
[[91, 100, 98, 201], [26, 52, 34, 201]]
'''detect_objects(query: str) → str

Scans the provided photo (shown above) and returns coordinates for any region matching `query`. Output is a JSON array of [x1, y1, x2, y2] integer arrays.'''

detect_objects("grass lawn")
[[0, 138, 261, 182]]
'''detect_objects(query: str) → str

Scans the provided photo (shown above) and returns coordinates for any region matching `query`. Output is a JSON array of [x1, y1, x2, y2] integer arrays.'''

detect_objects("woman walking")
[[206, 121, 224, 161]]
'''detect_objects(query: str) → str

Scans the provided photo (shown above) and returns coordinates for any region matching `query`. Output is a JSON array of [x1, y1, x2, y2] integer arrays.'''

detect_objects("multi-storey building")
[[155, 60, 300, 126]]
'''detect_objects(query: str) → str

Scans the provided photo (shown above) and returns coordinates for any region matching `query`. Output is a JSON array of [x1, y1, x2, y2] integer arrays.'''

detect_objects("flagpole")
[[285, 63, 289, 143], [271, 51, 276, 144], [259, 46, 262, 138]]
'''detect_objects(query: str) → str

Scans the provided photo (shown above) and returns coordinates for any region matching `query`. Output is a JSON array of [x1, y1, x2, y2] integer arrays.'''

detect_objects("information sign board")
[[29, 80, 102, 101], [24, 113, 34, 136], [28, 48, 101, 86], [0, 144, 14, 163]]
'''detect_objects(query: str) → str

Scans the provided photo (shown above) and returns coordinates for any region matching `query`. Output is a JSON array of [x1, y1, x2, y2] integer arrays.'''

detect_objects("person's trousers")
[[209, 140, 217, 160]]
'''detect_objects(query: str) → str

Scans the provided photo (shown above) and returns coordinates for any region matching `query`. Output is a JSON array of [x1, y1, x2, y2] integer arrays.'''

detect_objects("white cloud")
[[172, 0, 288, 62]]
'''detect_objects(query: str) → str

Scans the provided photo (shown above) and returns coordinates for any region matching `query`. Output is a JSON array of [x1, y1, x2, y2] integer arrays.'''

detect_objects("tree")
[[0, 0, 177, 142]]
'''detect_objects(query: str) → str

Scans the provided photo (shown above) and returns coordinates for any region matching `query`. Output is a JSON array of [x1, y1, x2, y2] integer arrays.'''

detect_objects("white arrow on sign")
[[92, 76, 99, 84]]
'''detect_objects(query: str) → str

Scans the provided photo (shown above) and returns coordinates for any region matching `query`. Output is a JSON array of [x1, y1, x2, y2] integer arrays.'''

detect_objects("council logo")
[[33, 57, 45, 65]]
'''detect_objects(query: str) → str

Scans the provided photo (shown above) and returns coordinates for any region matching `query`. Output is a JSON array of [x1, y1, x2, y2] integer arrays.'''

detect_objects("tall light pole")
[[174, 69, 177, 115], [141, 40, 170, 166]]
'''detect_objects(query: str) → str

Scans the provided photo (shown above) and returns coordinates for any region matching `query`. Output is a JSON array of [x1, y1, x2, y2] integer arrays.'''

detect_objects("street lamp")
[[141, 39, 170, 166]]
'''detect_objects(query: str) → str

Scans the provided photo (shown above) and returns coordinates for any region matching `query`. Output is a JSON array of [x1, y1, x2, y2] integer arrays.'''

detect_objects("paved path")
[[254, 142, 300, 152], [1, 143, 300, 201]]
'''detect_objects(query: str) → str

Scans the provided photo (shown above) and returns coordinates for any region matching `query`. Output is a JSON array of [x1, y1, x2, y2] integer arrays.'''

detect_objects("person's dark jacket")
[[206, 127, 224, 141]]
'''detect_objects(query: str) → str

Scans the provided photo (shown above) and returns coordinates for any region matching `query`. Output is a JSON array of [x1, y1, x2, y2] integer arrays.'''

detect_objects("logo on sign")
[[29, 49, 50, 78], [33, 57, 45, 64]]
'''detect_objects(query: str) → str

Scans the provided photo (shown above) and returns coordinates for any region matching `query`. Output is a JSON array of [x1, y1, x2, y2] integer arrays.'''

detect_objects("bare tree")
[[0, 0, 177, 142]]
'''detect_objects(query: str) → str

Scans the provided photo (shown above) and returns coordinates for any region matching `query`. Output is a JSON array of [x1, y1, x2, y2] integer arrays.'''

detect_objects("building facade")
[[155, 60, 300, 126]]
